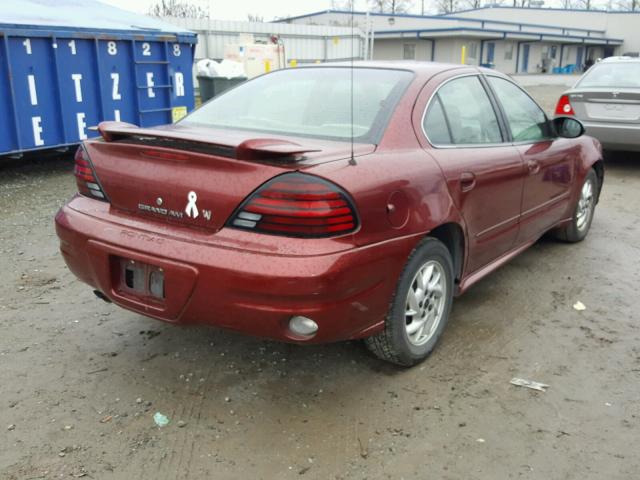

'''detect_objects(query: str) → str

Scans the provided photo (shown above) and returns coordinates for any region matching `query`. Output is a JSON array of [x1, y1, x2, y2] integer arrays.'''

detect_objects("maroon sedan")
[[56, 62, 603, 366]]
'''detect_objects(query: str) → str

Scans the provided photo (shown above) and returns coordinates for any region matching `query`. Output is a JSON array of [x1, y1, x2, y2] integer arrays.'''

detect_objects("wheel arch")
[[591, 159, 604, 203], [428, 222, 465, 284]]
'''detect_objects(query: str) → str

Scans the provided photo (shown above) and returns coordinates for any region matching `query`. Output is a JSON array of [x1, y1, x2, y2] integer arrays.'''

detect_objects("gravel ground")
[[1, 84, 639, 480]]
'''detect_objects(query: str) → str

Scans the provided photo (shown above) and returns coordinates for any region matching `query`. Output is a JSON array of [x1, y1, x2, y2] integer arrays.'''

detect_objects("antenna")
[[349, 1, 357, 166]]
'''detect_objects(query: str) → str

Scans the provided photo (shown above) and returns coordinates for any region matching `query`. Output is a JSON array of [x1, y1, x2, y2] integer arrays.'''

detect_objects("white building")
[[158, 16, 364, 65], [279, 7, 639, 74]]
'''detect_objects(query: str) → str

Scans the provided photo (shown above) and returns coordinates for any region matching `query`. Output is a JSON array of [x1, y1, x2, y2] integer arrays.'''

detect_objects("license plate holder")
[[119, 258, 165, 300]]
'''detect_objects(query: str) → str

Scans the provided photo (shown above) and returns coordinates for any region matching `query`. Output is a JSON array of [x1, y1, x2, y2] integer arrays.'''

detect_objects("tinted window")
[[423, 96, 452, 145], [578, 62, 640, 88], [488, 77, 550, 142], [182, 67, 413, 143], [436, 76, 502, 145]]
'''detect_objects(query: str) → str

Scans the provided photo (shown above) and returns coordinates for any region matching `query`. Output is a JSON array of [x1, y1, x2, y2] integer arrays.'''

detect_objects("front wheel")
[[554, 168, 599, 243], [365, 237, 454, 366]]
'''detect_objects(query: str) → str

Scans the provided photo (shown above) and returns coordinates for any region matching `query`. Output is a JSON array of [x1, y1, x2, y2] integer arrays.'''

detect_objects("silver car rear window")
[[578, 63, 640, 88]]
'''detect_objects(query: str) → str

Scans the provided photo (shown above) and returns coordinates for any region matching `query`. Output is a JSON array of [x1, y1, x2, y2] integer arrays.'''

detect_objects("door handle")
[[526, 160, 541, 175], [460, 172, 476, 192]]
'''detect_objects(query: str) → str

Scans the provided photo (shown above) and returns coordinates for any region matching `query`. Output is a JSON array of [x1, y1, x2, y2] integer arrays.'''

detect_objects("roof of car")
[[600, 56, 640, 63], [310, 60, 508, 79]]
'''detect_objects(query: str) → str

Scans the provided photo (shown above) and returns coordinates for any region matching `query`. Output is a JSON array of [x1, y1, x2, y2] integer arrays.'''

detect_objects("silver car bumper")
[[581, 121, 640, 152]]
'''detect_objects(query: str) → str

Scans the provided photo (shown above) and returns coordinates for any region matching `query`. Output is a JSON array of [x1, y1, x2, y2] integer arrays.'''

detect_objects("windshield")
[[182, 67, 413, 143], [578, 62, 640, 88]]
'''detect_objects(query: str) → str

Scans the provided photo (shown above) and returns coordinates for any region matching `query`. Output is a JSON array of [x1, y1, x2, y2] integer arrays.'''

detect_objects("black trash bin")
[[197, 76, 247, 102]]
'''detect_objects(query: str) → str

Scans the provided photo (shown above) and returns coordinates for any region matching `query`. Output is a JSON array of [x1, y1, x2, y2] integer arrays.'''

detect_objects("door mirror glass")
[[553, 116, 585, 138]]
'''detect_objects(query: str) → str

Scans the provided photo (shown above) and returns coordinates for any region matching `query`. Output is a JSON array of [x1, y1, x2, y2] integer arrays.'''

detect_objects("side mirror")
[[553, 116, 585, 139]]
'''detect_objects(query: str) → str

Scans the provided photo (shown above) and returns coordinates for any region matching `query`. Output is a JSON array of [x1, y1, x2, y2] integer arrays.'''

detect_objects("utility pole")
[[421, 0, 425, 15]]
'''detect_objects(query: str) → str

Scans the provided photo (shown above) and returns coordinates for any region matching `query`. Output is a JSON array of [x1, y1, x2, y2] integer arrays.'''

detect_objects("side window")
[[435, 76, 502, 145], [423, 96, 452, 145], [487, 76, 550, 142]]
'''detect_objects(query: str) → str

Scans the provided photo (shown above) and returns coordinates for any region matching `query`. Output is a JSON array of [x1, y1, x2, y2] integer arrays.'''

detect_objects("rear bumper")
[[582, 121, 640, 152], [55, 197, 420, 343]]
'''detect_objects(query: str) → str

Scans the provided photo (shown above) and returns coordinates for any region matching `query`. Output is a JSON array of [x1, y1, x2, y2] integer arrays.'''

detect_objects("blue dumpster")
[[0, 0, 197, 157]]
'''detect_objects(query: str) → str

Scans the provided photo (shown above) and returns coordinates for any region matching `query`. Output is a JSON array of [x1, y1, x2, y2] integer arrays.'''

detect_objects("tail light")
[[74, 145, 108, 201], [555, 95, 575, 116], [228, 173, 358, 238]]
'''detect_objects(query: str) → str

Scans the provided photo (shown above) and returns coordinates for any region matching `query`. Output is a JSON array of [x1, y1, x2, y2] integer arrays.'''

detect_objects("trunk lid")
[[568, 88, 640, 124], [86, 122, 374, 232]]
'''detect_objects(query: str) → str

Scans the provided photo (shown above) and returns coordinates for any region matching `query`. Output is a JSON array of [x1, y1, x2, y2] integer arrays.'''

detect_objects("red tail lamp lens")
[[229, 173, 358, 238], [555, 95, 575, 116], [74, 146, 108, 201]]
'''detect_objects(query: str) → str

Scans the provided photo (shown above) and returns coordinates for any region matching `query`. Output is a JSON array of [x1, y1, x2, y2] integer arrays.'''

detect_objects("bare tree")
[[560, 0, 574, 7], [367, 0, 413, 13], [464, 0, 482, 8], [332, 0, 356, 9], [574, 0, 592, 8], [149, 0, 209, 18], [435, 0, 461, 12], [247, 14, 264, 22], [617, 0, 639, 9]]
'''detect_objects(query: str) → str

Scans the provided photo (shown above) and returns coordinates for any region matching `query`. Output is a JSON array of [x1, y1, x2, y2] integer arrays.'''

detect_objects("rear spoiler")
[[95, 121, 321, 161]]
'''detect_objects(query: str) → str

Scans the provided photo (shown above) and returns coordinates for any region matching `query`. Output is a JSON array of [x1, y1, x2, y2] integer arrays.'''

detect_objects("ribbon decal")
[[185, 191, 199, 219]]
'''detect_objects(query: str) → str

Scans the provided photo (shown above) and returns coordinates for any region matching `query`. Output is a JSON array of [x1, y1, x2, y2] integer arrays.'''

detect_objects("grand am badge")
[[138, 191, 211, 221]]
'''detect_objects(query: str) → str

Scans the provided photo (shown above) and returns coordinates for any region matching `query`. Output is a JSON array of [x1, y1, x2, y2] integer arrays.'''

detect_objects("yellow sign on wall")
[[172, 106, 187, 123]]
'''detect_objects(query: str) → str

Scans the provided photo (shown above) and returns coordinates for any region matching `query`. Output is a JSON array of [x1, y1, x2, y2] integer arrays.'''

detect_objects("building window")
[[403, 43, 416, 60], [504, 44, 514, 61], [467, 43, 478, 59]]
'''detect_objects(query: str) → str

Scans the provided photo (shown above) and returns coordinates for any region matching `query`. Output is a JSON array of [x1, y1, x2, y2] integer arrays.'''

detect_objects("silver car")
[[555, 56, 640, 152]]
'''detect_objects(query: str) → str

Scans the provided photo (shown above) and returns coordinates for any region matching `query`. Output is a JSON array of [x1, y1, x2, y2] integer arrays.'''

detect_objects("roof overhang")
[[375, 28, 623, 45]]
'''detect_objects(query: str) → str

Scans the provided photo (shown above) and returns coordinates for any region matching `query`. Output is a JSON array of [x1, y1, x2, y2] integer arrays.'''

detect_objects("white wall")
[[159, 16, 363, 62], [450, 7, 608, 30], [372, 38, 433, 61], [450, 8, 639, 53]]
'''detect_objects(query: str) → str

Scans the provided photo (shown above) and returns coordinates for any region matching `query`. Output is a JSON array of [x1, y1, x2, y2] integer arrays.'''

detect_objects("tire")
[[365, 237, 454, 366], [553, 168, 599, 243]]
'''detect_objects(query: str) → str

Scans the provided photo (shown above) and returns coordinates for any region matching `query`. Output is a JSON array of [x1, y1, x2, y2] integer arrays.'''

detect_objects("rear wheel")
[[554, 169, 598, 243], [365, 237, 454, 366]]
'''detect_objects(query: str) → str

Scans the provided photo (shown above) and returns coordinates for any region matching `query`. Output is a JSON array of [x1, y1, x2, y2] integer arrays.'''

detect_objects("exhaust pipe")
[[93, 290, 112, 303]]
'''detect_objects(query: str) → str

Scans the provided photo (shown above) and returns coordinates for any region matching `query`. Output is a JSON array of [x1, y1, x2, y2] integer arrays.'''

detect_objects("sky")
[[101, 0, 344, 21], [99, 0, 612, 21]]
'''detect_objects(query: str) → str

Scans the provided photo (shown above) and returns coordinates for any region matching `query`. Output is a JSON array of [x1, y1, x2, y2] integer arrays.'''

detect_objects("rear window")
[[578, 62, 640, 88], [182, 67, 413, 143]]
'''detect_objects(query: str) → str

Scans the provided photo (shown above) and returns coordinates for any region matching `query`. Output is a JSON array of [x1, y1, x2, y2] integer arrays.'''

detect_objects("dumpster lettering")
[[71, 73, 83, 102], [77, 113, 87, 140], [32, 116, 44, 146], [146, 72, 155, 98], [111, 73, 121, 100], [27, 75, 38, 105], [175, 72, 184, 97]]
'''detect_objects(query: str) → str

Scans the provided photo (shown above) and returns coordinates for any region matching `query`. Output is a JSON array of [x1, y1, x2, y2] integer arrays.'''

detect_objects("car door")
[[486, 76, 577, 243], [418, 73, 526, 274]]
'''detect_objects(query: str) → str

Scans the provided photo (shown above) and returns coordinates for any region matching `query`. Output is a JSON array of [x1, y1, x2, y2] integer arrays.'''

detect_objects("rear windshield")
[[578, 62, 640, 88], [182, 67, 413, 143]]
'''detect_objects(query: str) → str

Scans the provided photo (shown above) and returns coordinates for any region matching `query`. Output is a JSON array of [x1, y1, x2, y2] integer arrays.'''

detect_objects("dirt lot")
[[1, 84, 639, 480]]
